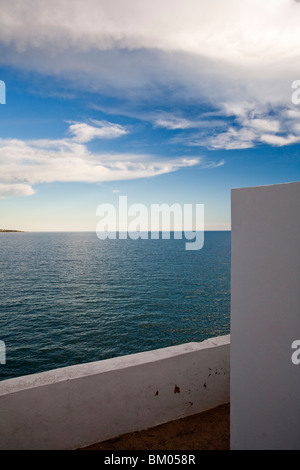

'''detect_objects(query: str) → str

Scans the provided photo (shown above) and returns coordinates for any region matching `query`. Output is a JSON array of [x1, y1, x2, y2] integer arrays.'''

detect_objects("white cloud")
[[247, 119, 281, 134], [154, 116, 199, 130], [205, 127, 257, 150], [260, 133, 300, 146], [1, 0, 299, 101], [185, 106, 299, 150], [192, 102, 300, 150], [0, 0, 299, 69], [0, 183, 35, 199], [1, 0, 300, 151], [0, 122, 220, 198], [68, 121, 127, 143]]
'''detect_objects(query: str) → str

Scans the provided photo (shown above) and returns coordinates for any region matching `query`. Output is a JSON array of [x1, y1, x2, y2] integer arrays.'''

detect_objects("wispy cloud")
[[0, 122, 220, 198], [260, 133, 300, 147], [68, 120, 128, 143], [153, 115, 200, 130], [182, 103, 300, 150]]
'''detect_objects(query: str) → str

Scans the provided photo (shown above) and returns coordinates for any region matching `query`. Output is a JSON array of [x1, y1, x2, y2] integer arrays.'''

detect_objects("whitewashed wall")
[[0, 335, 229, 450], [231, 182, 300, 450]]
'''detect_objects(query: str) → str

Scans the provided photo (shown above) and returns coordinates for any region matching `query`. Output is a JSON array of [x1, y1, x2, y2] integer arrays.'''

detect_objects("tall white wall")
[[231, 182, 300, 450], [0, 335, 229, 450]]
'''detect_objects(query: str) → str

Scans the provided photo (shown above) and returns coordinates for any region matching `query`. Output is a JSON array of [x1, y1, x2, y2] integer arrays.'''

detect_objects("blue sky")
[[1, 0, 300, 231]]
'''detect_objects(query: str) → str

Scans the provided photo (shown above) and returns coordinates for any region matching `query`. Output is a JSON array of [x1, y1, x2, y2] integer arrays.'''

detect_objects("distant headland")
[[0, 229, 24, 233]]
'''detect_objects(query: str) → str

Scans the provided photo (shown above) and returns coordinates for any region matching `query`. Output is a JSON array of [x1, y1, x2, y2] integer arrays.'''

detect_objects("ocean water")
[[0, 231, 230, 381]]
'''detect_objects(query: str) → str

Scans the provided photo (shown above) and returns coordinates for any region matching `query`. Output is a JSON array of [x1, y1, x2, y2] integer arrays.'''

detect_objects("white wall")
[[231, 182, 300, 450], [0, 335, 230, 450]]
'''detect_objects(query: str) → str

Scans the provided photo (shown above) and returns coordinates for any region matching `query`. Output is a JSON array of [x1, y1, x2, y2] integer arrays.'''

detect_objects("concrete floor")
[[80, 403, 230, 450]]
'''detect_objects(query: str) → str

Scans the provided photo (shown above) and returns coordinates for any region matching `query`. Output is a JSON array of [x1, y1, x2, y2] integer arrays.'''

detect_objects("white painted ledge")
[[0, 335, 230, 450]]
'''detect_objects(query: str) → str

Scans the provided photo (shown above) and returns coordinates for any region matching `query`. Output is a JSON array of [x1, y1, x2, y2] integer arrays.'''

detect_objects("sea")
[[0, 231, 230, 381]]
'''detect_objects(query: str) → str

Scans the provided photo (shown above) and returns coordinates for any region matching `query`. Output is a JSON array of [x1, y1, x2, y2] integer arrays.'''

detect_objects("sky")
[[1, 0, 300, 231]]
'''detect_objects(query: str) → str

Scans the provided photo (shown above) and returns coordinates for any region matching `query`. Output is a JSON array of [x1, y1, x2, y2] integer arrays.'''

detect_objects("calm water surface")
[[0, 231, 230, 380]]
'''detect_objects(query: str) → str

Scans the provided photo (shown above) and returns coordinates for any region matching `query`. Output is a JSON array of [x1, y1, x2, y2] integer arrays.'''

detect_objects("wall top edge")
[[231, 181, 300, 193], [0, 335, 230, 397]]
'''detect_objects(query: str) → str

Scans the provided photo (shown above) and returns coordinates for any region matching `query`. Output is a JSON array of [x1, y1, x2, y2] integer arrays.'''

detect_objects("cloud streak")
[[68, 121, 128, 143], [0, 122, 220, 198]]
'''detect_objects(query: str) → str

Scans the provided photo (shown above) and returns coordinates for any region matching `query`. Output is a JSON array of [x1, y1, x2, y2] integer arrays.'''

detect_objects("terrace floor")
[[80, 403, 230, 451]]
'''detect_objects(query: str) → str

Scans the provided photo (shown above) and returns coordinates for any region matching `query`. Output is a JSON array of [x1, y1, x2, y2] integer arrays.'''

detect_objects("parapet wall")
[[0, 335, 230, 450], [231, 181, 300, 449]]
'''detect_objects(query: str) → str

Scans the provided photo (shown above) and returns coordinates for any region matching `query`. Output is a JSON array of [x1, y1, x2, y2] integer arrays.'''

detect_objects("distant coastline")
[[0, 229, 24, 233]]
